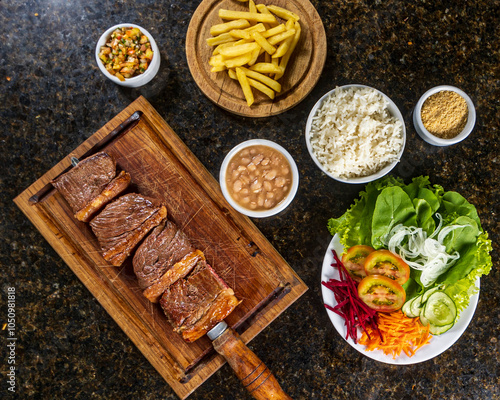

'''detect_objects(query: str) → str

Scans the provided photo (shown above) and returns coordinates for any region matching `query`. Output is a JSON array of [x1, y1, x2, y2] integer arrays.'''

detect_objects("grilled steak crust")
[[90, 193, 167, 266], [142, 250, 204, 303], [75, 170, 131, 222], [133, 220, 195, 290], [160, 262, 241, 342], [52, 152, 117, 213]]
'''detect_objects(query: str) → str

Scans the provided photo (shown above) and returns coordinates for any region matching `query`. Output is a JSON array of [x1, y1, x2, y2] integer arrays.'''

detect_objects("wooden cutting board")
[[14, 97, 308, 399], [186, 0, 327, 117]]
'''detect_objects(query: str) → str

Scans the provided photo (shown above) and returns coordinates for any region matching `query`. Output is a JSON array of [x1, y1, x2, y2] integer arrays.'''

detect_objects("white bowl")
[[413, 85, 476, 146], [95, 23, 160, 88], [219, 139, 299, 218], [305, 84, 406, 184]]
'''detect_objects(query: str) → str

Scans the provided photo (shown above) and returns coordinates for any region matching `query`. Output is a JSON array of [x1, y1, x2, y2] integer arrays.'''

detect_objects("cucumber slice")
[[402, 298, 414, 317], [409, 295, 424, 317], [421, 287, 439, 304], [423, 292, 457, 327], [403, 296, 419, 318], [419, 313, 430, 327], [429, 322, 454, 335]]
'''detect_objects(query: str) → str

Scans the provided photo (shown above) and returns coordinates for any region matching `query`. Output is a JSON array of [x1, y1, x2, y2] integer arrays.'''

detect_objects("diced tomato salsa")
[[98, 27, 154, 81]]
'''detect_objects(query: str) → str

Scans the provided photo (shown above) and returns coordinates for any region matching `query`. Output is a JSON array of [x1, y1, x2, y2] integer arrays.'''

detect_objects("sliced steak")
[[160, 261, 241, 342], [90, 193, 167, 266], [133, 220, 195, 291], [52, 152, 130, 221], [142, 249, 203, 303], [75, 170, 131, 222]]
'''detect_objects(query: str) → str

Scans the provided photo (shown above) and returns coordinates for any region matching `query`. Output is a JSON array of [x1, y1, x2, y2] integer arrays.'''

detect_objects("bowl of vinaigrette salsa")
[[95, 23, 160, 87], [219, 139, 299, 218]]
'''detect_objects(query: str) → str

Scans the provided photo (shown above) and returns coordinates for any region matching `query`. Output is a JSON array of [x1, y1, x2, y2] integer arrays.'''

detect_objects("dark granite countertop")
[[1, 0, 498, 399]]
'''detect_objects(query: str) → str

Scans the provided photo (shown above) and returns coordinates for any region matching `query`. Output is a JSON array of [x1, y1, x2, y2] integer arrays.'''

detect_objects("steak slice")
[[160, 261, 241, 342], [133, 220, 196, 291], [142, 249, 203, 303], [75, 170, 131, 222], [52, 152, 130, 221], [90, 193, 167, 266]]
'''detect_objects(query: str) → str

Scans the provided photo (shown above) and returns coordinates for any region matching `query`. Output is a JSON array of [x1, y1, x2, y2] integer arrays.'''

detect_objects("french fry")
[[210, 19, 250, 36], [248, 78, 275, 99], [219, 42, 259, 58], [261, 24, 286, 38], [213, 39, 247, 55], [275, 21, 301, 79], [248, 47, 261, 66], [228, 68, 276, 100], [209, 54, 225, 68], [235, 67, 254, 106], [249, 62, 282, 74], [249, 0, 257, 14], [225, 52, 253, 68], [207, 32, 236, 46], [273, 35, 293, 58], [229, 29, 251, 40], [267, 5, 300, 21], [251, 32, 276, 55], [238, 67, 281, 92], [219, 9, 277, 24], [285, 17, 296, 30], [211, 65, 226, 72], [243, 23, 266, 34], [255, 4, 279, 27], [267, 29, 296, 45]]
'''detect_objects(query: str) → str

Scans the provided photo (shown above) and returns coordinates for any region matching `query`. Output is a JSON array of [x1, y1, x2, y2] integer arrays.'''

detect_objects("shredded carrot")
[[359, 310, 432, 359]]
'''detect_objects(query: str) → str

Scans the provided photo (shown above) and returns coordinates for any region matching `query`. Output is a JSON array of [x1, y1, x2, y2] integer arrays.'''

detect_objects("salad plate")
[[321, 234, 480, 365]]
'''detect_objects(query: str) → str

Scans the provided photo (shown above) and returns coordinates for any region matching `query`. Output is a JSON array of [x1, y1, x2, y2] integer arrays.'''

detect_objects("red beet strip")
[[322, 249, 379, 343]]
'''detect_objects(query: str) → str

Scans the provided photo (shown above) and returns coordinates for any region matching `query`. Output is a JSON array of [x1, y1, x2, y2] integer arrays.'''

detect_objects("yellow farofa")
[[206, 3, 301, 107]]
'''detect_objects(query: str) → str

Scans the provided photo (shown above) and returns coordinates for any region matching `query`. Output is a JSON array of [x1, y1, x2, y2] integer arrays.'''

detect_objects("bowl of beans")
[[95, 23, 160, 88], [219, 139, 299, 218], [413, 85, 476, 146]]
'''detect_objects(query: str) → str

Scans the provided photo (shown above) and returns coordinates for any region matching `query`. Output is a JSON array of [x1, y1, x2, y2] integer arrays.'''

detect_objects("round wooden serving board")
[[186, 0, 327, 117]]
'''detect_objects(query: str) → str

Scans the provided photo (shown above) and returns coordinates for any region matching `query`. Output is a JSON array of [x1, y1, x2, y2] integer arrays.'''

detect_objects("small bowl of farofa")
[[413, 85, 476, 146], [305, 84, 406, 184]]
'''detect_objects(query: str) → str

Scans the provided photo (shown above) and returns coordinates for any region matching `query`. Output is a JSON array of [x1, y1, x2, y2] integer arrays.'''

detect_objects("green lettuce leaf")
[[371, 186, 417, 249]]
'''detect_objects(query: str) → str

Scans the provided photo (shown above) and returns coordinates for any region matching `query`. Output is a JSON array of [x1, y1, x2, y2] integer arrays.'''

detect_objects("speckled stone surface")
[[1, 0, 499, 399]]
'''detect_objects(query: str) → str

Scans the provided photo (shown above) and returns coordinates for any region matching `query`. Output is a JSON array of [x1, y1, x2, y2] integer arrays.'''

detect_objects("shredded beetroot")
[[322, 249, 379, 343]]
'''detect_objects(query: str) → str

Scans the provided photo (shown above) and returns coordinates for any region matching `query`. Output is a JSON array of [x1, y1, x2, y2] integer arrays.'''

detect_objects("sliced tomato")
[[341, 245, 375, 282], [357, 275, 406, 312], [363, 250, 410, 285]]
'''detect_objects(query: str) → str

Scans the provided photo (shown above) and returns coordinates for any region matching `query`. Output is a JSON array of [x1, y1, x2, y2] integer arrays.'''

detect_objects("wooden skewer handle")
[[212, 326, 292, 400]]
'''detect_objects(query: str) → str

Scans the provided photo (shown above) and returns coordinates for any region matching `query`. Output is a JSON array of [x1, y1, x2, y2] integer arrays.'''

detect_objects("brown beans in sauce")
[[226, 145, 292, 211]]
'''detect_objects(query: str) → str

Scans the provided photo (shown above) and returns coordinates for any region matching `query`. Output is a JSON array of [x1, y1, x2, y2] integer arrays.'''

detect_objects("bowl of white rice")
[[305, 84, 406, 184]]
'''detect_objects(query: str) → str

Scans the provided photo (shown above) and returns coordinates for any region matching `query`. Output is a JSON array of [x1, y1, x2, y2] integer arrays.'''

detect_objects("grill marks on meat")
[[160, 261, 241, 342], [51, 152, 131, 222], [90, 193, 167, 266]]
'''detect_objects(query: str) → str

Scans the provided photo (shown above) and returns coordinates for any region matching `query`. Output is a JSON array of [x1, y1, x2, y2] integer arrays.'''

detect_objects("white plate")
[[321, 234, 480, 365]]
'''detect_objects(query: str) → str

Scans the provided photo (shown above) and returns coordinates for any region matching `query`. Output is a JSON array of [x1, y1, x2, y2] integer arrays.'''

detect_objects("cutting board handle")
[[212, 326, 292, 400]]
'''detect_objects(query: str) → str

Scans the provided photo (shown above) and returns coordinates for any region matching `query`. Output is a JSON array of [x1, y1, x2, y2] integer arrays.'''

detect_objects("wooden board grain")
[[14, 97, 308, 399], [186, 0, 327, 117]]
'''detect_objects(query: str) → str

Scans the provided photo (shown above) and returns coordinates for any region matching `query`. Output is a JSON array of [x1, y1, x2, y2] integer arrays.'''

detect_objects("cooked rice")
[[308, 86, 404, 179]]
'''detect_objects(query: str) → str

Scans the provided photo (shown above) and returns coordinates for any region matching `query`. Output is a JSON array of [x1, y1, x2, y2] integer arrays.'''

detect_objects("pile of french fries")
[[207, 1, 301, 107]]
